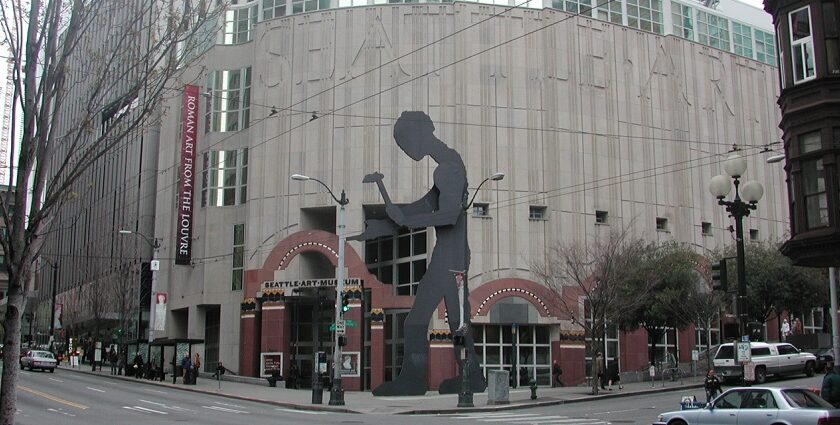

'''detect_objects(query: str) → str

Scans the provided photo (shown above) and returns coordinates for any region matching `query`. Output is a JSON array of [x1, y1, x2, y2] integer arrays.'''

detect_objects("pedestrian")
[[108, 347, 118, 375], [132, 352, 144, 379], [212, 362, 227, 379], [822, 363, 840, 407], [193, 353, 201, 382], [181, 354, 193, 384], [287, 362, 299, 389], [552, 360, 563, 387], [704, 369, 722, 404], [595, 352, 606, 390], [781, 318, 791, 341], [607, 357, 622, 390]]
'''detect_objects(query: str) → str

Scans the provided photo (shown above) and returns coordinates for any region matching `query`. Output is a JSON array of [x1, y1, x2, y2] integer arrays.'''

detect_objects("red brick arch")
[[468, 278, 565, 319]]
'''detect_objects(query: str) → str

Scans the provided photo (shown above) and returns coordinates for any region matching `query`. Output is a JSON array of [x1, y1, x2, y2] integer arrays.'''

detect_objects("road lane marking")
[[123, 406, 168, 414], [203, 405, 249, 414], [214, 401, 246, 408], [85, 387, 105, 393], [47, 408, 76, 417], [140, 399, 194, 412], [143, 388, 168, 394], [48, 378, 64, 383], [275, 408, 328, 415], [19, 386, 88, 410]]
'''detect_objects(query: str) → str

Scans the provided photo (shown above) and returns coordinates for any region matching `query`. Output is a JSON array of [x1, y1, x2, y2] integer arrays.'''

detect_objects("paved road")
[[14, 368, 824, 424]]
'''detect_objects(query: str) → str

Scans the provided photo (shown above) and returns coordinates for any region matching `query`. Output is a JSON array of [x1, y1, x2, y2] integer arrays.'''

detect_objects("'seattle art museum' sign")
[[262, 278, 363, 291]]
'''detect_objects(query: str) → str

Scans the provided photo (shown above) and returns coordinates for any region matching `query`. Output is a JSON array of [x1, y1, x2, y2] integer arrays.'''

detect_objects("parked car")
[[20, 350, 57, 372], [811, 347, 835, 373], [654, 387, 840, 425], [714, 342, 816, 384]]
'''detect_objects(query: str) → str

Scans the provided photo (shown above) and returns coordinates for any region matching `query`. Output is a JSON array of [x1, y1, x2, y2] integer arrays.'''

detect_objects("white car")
[[714, 342, 816, 384], [20, 350, 57, 372], [654, 387, 840, 425]]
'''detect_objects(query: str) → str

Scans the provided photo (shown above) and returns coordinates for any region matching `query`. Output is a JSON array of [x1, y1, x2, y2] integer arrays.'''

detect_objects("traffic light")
[[341, 293, 351, 313], [711, 259, 728, 292]]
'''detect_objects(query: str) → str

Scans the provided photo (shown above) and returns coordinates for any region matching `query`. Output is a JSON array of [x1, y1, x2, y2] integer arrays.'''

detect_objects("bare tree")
[[532, 228, 653, 395], [688, 289, 726, 371], [0, 0, 219, 421]]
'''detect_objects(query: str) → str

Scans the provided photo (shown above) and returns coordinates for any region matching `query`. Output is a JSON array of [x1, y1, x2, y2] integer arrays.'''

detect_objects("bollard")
[[529, 379, 538, 400]]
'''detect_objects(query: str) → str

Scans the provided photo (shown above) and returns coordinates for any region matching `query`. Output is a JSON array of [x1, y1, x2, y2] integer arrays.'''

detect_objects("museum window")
[[472, 203, 490, 217], [583, 300, 620, 379], [553, 0, 591, 15], [365, 228, 428, 296], [755, 30, 777, 66], [701, 221, 712, 235], [798, 131, 829, 229], [749, 229, 759, 240], [529, 206, 547, 220], [262, 0, 287, 19], [671, 2, 694, 40], [627, 0, 663, 34], [205, 67, 251, 133], [201, 148, 249, 207], [824, 2, 840, 75], [697, 11, 730, 51], [596, 210, 608, 224], [473, 324, 552, 387], [220, 3, 258, 44], [695, 320, 720, 349], [733, 22, 754, 59], [803, 307, 824, 333], [650, 327, 678, 366], [595, 0, 622, 24], [292, 0, 330, 14], [789, 6, 816, 83], [383, 310, 408, 382], [656, 217, 669, 231], [232, 223, 245, 290]]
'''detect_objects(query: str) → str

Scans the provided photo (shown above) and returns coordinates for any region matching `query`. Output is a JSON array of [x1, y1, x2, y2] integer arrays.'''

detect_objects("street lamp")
[[457, 171, 504, 408], [291, 173, 349, 406], [118, 229, 161, 343], [708, 152, 764, 339]]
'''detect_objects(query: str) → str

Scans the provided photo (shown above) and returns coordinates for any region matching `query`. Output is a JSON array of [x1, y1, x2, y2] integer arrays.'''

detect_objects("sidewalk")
[[55, 365, 704, 415]]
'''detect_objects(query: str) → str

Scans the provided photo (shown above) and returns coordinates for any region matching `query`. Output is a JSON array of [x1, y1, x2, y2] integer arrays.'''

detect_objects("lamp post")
[[47, 260, 58, 350], [708, 152, 764, 339], [118, 229, 161, 343], [458, 172, 504, 408], [291, 174, 349, 406]]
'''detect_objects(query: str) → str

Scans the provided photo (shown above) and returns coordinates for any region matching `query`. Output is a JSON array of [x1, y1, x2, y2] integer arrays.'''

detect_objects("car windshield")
[[716, 346, 734, 360], [782, 389, 835, 408], [32, 351, 54, 359]]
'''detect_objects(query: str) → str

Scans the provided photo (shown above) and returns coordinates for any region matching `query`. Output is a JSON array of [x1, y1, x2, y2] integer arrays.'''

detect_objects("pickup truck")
[[713, 342, 816, 384]]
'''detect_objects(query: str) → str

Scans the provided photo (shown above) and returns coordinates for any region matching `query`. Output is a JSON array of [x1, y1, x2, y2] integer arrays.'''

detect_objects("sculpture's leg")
[[438, 279, 487, 394]]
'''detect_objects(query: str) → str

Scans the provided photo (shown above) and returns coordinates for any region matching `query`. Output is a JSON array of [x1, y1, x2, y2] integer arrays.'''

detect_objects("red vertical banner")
[[176, 85, 199, 265]]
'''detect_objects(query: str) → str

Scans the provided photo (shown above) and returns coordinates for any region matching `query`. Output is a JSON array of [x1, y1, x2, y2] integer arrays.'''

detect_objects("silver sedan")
[[654, 387, 840, 425], [20, 350, 57, 372]]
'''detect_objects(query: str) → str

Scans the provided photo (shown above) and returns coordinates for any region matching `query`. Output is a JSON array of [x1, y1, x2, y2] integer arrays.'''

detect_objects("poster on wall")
[[53, 303, 63, 330], [260, 352, 283, 378], [153, 293, 167, 331], [340, 352, 360, 377]]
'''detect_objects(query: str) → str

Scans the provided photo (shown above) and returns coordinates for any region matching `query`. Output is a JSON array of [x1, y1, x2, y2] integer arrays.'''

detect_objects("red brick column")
[[370, 309, 385, 389], [260, 294, 288, 376], [239, 299, 261, 377], [427, 330, 457, 390], [557, 336, 586, 386]]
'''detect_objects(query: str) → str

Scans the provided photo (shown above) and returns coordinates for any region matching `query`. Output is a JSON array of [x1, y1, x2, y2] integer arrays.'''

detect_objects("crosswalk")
[[445, 412, 611, 424], [121, 401, 249, 416]]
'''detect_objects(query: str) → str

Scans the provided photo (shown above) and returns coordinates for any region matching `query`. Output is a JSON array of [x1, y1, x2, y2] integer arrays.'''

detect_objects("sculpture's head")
[[394, 111, 435, 161]]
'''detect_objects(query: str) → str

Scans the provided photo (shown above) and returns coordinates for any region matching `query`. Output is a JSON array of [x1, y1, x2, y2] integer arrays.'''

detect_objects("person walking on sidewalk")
[[108, 347, 118, 375], [193, 353, 201, 383], [181, 354, 193, 384], [552, 360, 563, 387], [607, 357, 622, 390], [704, 369, 722, 404], [595, 352, 607, 390], [132, 352, 144, 379]]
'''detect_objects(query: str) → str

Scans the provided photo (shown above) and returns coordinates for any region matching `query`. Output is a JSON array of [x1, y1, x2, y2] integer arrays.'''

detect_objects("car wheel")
[[805, 362, 815, 377], [669, 420, 688, 425], [754, 366, 767, 384], [49, 368, 54, 373]]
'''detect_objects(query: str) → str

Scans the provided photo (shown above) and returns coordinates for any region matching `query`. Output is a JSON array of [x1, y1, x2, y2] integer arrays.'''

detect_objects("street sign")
[[736, 341, 752, 363], [335, 320, 346, 335], [345, 319, 356, 328], [691, 350, 699, 361]]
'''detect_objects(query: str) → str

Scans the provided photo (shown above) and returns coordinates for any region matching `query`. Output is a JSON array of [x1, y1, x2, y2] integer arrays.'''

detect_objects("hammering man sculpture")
[[352, 111, 487, 396]]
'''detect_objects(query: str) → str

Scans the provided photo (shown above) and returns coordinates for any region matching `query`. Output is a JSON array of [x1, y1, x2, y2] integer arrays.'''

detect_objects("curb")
[[56, 366, 360, 414], [399, 383, 706, 415], [56, 366, 702, 415]]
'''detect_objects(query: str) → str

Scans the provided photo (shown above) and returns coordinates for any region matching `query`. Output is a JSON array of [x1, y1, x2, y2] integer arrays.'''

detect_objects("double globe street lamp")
[[290, 174, 348, 406], [708, 151, 764, 339]]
